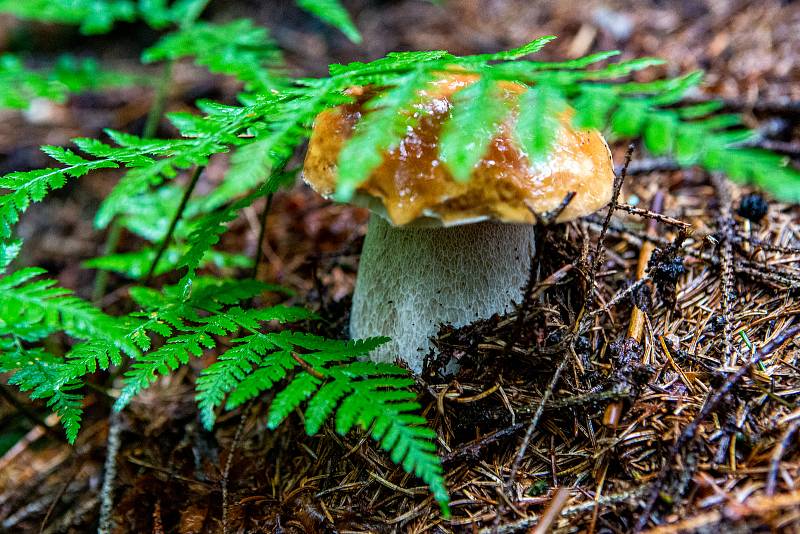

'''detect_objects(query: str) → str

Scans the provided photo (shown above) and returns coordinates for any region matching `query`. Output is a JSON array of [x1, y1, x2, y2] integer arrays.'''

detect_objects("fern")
[[439, 75, 512, 182], [115, 279, 309, 407], [0, 148, 117, 238], [143, 19, 286, 93], [4, 21, 800, 518], [0, 246, 139, 441], [334, 66, 434, 200], [0, 0, 210, 33], [214, 333, 450, 515], [110, 273, 451, 513], [0, 268, 138, 354], [8, 36, 794, 237], [0, 0, 137, 34], [0, 54, 136, 110], [0, 0, 362, 40], [296, 0, 362, 43], [83, 246, 250, 279]]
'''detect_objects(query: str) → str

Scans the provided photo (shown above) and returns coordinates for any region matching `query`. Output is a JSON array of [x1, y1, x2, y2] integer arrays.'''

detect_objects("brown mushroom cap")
[[303, 74, 615, 226]]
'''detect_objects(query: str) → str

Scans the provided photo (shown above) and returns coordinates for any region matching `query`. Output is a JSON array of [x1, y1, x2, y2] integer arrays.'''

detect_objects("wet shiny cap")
[[302, 74, 615, 227]]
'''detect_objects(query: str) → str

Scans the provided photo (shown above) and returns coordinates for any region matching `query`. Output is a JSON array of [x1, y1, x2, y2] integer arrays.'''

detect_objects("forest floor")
[[1, 0, 800, 532]]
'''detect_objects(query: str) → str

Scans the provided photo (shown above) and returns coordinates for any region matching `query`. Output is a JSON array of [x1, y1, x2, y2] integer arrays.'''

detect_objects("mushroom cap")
[[303, 74, 615, 226]]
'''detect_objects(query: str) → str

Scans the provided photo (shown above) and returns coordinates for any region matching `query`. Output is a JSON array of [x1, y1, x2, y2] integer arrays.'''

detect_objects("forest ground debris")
[[3, 110, 800, 534]]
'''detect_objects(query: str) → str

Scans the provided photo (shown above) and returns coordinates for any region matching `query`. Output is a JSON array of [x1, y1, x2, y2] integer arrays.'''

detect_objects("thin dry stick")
[[711, 172, 737, 366], [222, 401, 254, 534], [505, 352, 571, 494], [616, 157, 681, 176], [584, 220, 800, 289], [38, 459, 81, 534], [732, 233, 800, 255], [97, 410, 122, 534], [533, 487, 571, 534], [614, 200, 687, 229], [486, 487, 648, 534], [442, 422, 526, 464], [633, 320, 800, 533], [629, 192, 664, 348], [587, 277, 651, 322], [589, 144, 635, 303], [766, 419, 800, 496]]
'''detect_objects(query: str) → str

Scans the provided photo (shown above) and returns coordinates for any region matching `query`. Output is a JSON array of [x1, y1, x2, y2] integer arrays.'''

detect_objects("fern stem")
[[145, 165, 204, 283], [142, 60, 173, 139], [290, 352, 325, 379], [91, 220, 122, 304], [251, 194, 273, 280]]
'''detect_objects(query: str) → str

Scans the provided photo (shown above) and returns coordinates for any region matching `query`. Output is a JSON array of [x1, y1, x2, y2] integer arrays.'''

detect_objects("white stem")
[[350, 215, 536, 373]]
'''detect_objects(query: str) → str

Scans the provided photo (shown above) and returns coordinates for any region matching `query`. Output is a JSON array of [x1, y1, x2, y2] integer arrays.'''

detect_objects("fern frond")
[[0, 267, 138, 355], [1, 347, 86, 443], [0, 0, 213, 33], [116, 323, 220, 409], [334, 67, 433, 200], [439, 76, 511, 182], [48, 385, 84, 443], [0, 156, 117, 238], [198, 332, 449, 515], [269, 350, 449, 516], [0, 263, 140, 441], [143, 19, 286, 93], [93, 99, 270, 227], [196, 335, 281, 428], [224, 349, 298, 409], [295, 0, 362, 43], [0, 54, 137, 110], [0, 238, 21, 273], [84, 245, 250, 279], [117, 279, 312, 411], [0, 0, 137, 34], [177, 172, 291, 291], [514, 83, 566, 160]]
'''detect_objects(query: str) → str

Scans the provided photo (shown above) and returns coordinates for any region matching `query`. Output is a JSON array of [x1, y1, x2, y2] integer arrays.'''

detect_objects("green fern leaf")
[[266, 371, 322, 428], [225, 350, 298, 409], [196, 334, 275, 428], [0, 268, 138, 355], [143, 20, 285, 93], [303, 379, 350, 435], [0, 239, 21, 273], [0, 0, 137, 34], [335, 67, 433, 201], [48, 386, 84, 443], [295, 0, 362, 43], [460, 35, 556, 63], [440, 77, 512, 182], [513, 83, 566, 161]]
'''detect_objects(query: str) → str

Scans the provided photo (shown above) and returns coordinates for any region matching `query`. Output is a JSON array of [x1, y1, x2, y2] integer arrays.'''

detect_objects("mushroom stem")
[[350, 214, 536, 373]]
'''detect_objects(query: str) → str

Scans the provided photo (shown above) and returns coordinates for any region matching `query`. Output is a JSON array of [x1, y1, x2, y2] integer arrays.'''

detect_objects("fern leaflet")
[[296, 0, 362, 43], [211, 333, 451, 516], [143, 19, 286, 93]]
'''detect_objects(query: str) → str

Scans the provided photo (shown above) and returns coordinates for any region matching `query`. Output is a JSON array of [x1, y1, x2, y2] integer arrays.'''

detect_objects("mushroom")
[[302, 74, 615, 373]]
